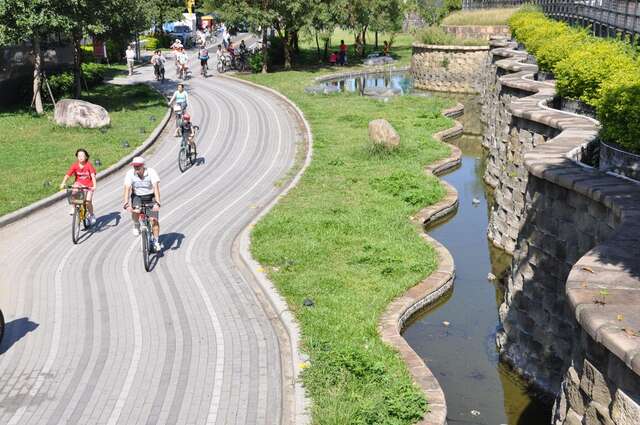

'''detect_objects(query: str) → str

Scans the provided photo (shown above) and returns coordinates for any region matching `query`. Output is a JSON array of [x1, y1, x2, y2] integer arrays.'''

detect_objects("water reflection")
[[402, 96, 551, 424], [321, 71, 413, 95]]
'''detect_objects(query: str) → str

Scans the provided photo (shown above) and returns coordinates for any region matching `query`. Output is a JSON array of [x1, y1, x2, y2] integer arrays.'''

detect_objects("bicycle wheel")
[[189, 143, 197, 165], [217, 60, 224, 73], [71, 206, 81, 244], [178, 146, 189, 172], [141, 227, 151, 272]]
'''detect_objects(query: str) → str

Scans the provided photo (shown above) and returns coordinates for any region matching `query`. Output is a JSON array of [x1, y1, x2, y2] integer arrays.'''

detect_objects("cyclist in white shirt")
[[123, 157, 163, 251]]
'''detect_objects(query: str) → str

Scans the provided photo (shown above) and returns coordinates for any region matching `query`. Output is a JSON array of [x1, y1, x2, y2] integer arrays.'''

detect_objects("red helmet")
[[183, 113, 191, 121]]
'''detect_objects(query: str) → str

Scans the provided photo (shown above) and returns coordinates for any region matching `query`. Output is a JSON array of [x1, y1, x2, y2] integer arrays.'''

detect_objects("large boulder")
[[54, 99, 110, 129], [368, 119, 400, 150]]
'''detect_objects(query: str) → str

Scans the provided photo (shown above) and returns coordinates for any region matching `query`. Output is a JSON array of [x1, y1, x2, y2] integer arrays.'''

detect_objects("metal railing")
[[462, 0, 640, 40]]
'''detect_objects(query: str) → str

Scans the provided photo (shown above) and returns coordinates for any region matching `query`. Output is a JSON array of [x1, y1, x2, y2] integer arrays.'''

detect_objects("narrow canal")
[[402, 95, 551, 425], [321, 72, 552, 423]]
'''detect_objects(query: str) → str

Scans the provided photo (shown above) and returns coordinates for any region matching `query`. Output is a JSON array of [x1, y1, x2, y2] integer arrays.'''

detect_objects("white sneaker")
[[89, 215, 97, 226], [153, 240, 163, 252], [68, 206, 75, 215], [132, 226, 140, 236]]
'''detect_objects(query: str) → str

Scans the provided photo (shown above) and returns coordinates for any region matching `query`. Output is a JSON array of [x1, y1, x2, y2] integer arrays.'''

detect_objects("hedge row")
[[47, 62, 108, 99], [509, 9, 640, 153]]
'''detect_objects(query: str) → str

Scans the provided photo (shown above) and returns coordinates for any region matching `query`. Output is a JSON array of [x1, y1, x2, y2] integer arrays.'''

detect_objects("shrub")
[[554, 39, 638, 106], [535, 26, 590, 72], [142, 36, 159, 51], [82, 62, 107, 86], [47, 73, 74, 99], [249, 52, 263, 73], [596, 73, 640, 153]]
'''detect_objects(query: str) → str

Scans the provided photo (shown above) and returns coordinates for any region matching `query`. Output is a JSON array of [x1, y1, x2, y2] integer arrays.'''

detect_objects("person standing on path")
[[126, 45, 135, 76], [339, 40, 348, 66]]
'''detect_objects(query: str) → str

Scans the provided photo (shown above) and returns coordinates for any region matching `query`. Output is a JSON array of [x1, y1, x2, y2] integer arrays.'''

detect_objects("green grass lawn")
[[442, 7, 520, 26], [240, 70, 455, 423], [0, 83, 166, 216]]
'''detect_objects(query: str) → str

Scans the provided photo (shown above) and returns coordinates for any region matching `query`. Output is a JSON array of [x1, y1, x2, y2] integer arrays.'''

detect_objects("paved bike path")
[[0, 63, 301, 424]]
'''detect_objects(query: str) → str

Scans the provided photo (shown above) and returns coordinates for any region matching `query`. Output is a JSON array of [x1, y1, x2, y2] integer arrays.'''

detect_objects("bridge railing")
[[462, 0, 640, 40]]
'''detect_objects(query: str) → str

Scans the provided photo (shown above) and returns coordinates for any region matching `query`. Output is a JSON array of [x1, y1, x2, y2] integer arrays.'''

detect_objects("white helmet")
[[131, 156, 145, 167]]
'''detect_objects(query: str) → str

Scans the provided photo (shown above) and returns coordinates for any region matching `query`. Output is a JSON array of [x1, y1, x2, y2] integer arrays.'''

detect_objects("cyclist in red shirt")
[[59, 148, 97, 225]]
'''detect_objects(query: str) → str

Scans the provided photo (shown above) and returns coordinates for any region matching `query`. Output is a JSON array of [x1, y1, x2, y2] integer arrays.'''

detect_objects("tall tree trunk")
[[323, 38, 329, 60], [362, 27, 367, 57], [315, 31, 321, 61], [261, 27, 268, 74], [375, 31, 378, 50], [32, 35, 44, 114], [292, 30, 299, 54], [283, 29, 292, 70], [72, 30, 82, 99]]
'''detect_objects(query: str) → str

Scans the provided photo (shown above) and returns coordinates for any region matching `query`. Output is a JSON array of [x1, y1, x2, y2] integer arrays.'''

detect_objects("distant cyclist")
[[151, 50, 166, 81], [59, 148, 97, 226], [123, 157, 163, 252], [198, 46, 209, 75], [168, 83, 188, 111], [176, 47, 189, 77]]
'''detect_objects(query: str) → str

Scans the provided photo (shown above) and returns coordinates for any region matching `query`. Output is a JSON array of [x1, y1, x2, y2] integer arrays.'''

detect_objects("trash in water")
[[442, 321, 450, 327], [487, 273, 496, 281], [472, 197, 480, 205], [470, 410, 480, 416]]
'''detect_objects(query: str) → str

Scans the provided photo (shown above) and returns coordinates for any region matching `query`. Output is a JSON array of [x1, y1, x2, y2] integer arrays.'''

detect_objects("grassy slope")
[[242, 38, 456, 422], [442, 7, 520, 26], [0, 84, 166, 216]]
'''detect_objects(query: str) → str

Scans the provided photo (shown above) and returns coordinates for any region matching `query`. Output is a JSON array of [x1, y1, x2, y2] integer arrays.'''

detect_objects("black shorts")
[[200, 58, 208, 67], [131, 194, 158, 219]]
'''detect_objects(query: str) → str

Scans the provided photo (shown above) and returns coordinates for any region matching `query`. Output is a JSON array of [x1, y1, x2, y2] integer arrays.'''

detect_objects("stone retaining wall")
[[442, 25, 511, 40], [482, 39, 640, 425], [411, 43, 489, 94]]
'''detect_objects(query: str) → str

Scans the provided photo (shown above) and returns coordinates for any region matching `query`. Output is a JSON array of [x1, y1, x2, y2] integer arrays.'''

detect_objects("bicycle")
[[154, 64, 165, 83], [216, 54, 231, 73], [133, 202, 157, 272], [178, 125, 199, 172], [66, 186, 91, 244], [201, 60, 208, 77]]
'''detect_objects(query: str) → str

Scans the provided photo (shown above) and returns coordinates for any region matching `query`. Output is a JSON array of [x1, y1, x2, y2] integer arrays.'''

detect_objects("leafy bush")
[[554, 39, 638, 106], [142, 36, 159, 51], [535, 26, 590, 72], [47, 73, 74, 99], [418, 26, 486, 46], [509, 8, 640, 152], [597, 73, 640, 153], [82, 62, 107, 86], [248, 52, 263, 73]]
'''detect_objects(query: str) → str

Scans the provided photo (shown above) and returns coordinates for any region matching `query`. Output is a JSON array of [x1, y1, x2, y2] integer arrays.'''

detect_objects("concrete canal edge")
[[378, 103, 465, 425]]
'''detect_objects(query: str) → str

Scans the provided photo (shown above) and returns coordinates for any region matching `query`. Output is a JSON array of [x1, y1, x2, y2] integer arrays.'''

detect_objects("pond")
[[319, 71, 413, 96]]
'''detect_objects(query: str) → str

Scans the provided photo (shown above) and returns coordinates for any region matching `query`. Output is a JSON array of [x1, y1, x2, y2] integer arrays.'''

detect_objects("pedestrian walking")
[[126, 45, 135, 76], [339, 40, 348, 66]]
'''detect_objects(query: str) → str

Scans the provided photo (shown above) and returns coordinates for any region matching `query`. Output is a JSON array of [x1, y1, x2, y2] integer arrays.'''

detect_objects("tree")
[[0, 0, 72, 113], [146, 0, 184, 36], [308, 0, 341, 61], [207, 0, 276, 73], [370, 0, 404, 50]]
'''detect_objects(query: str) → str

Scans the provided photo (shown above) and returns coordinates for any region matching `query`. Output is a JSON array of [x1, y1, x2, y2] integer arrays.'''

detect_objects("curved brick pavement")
[[0, 62, 301, 424]]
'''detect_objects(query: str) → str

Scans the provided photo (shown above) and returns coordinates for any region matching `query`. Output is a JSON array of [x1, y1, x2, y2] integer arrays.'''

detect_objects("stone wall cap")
[[412, 41, 490, 51]]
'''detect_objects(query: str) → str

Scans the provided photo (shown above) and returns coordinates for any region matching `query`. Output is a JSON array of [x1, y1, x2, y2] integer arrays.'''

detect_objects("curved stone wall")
[[442, 25, 511, 41], [482, 38, 640, 425], [411, 43, 489, 94]]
